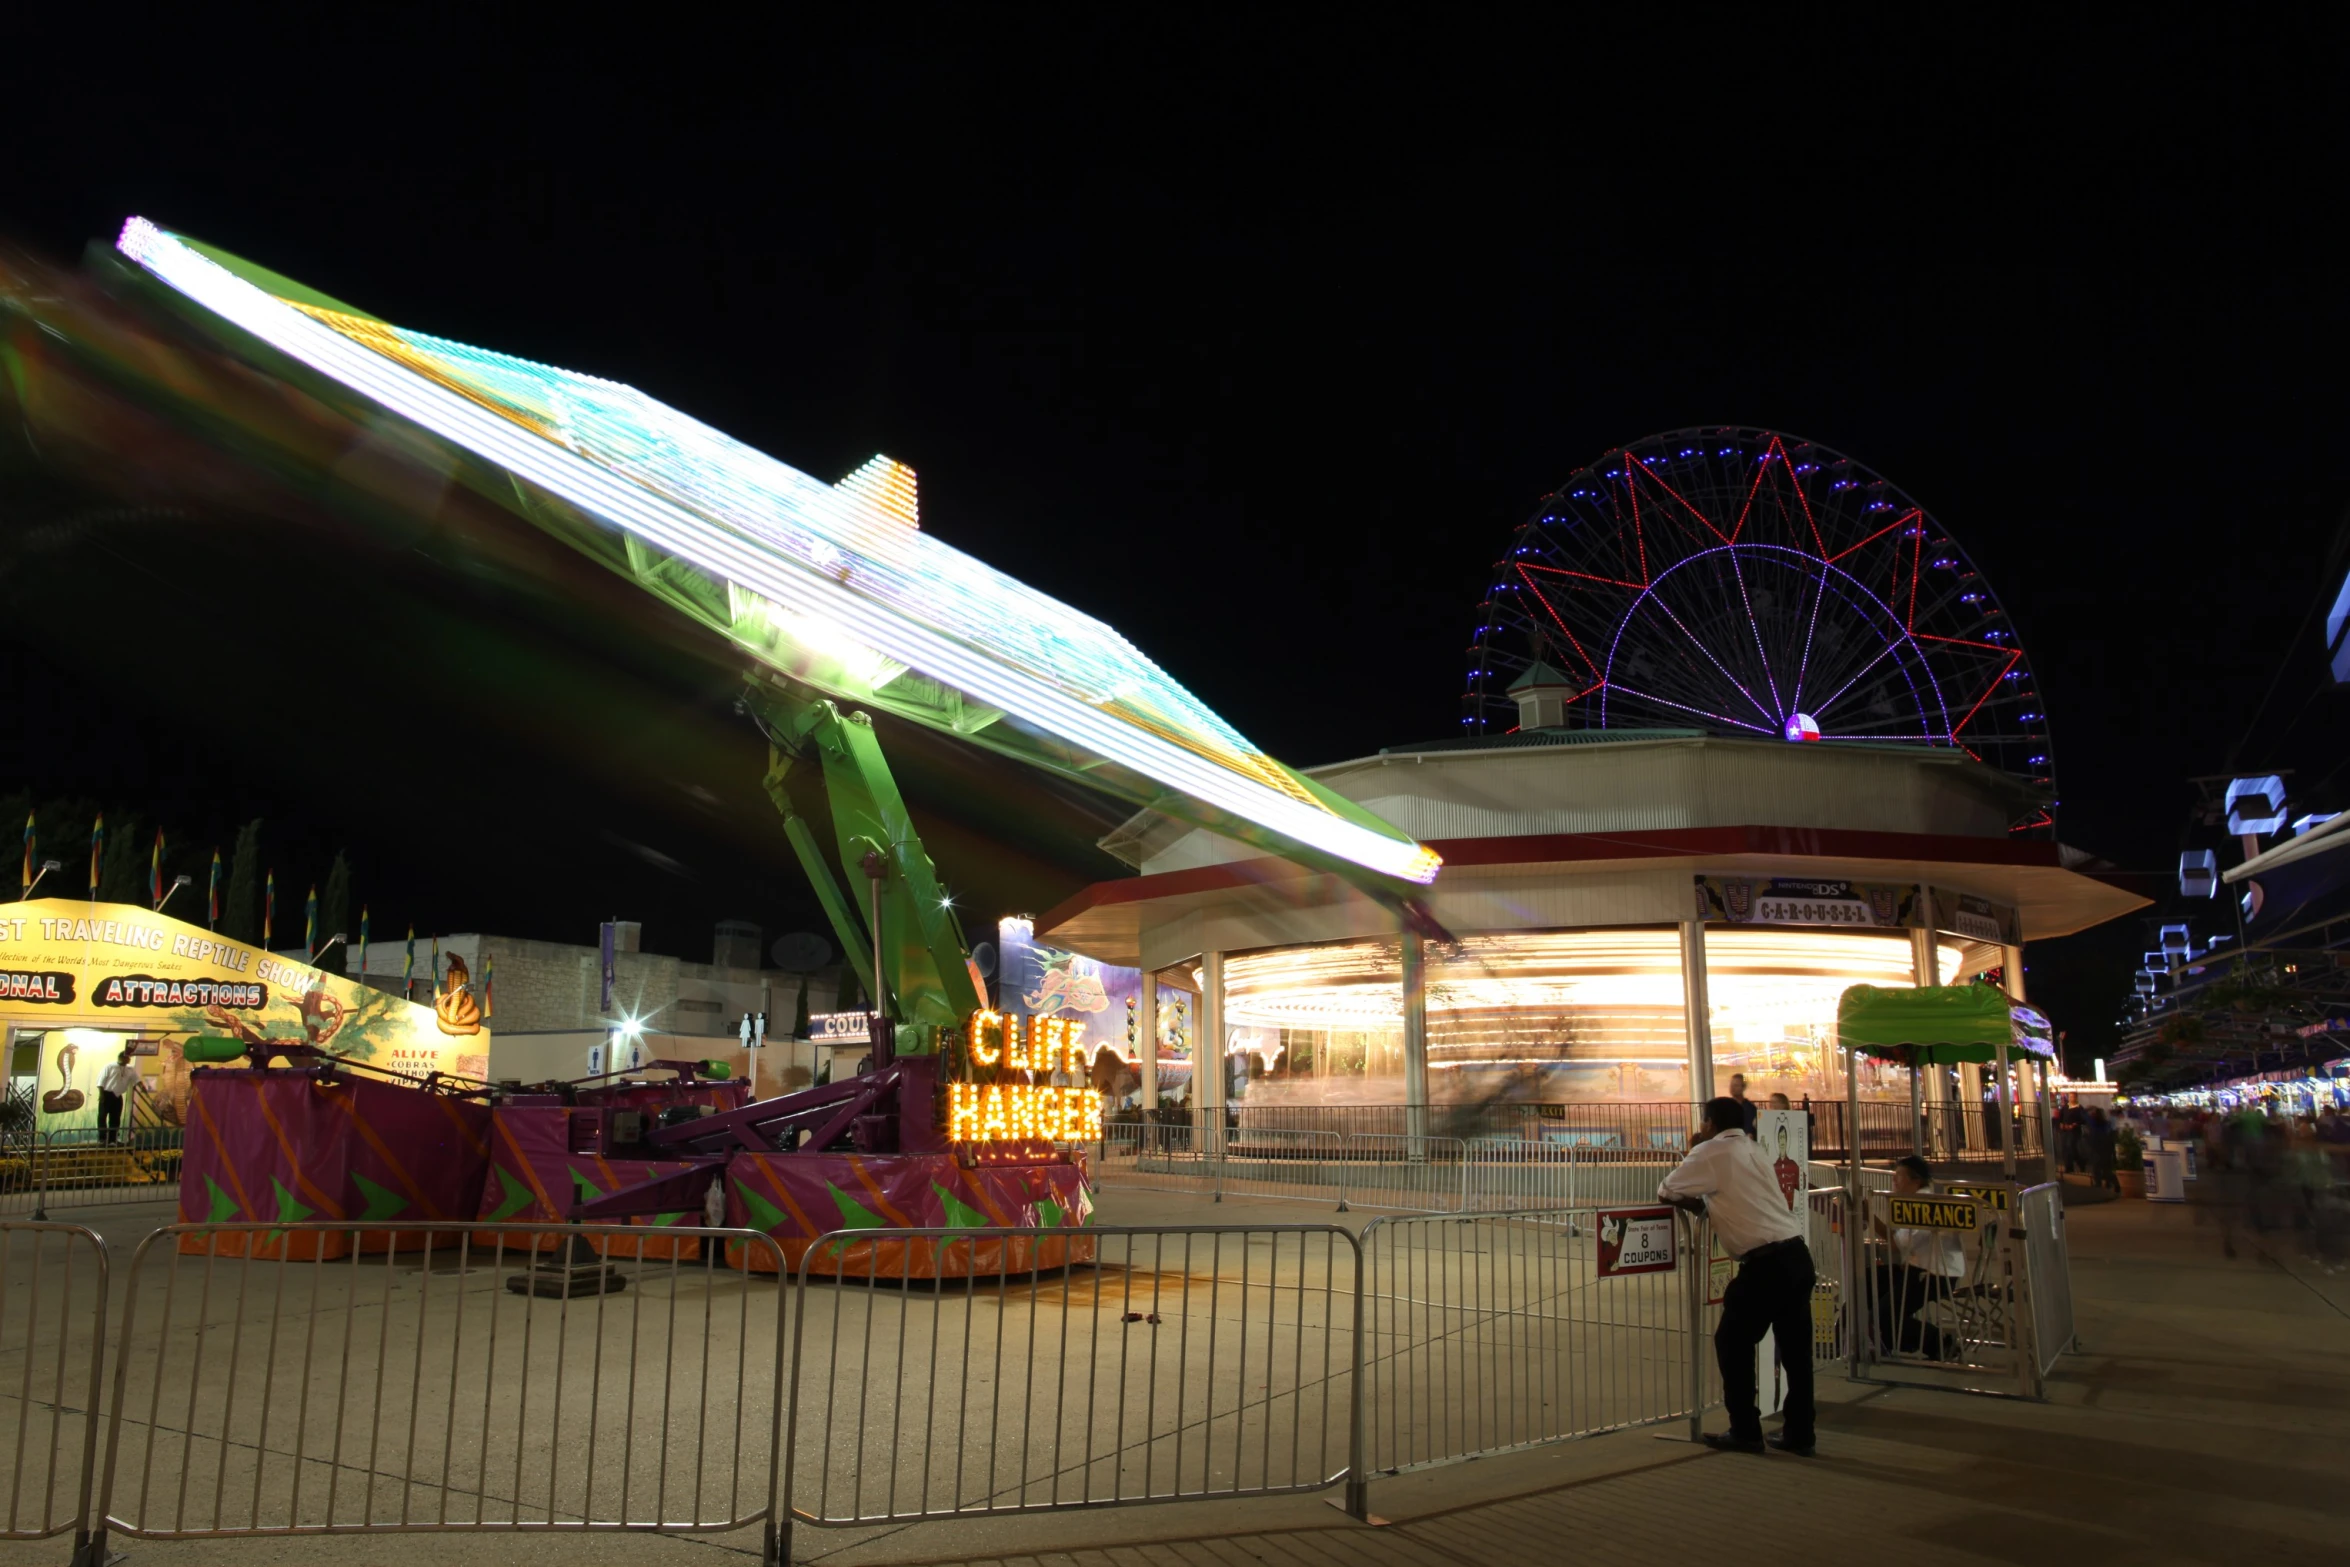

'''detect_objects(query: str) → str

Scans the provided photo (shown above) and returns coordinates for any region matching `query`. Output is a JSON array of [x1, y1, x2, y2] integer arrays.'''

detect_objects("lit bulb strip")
[[115, 220, 1439, 885]]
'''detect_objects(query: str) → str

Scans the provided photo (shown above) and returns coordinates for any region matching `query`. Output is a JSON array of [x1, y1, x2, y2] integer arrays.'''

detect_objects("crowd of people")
[[2061, 1097, 2350, 1269]]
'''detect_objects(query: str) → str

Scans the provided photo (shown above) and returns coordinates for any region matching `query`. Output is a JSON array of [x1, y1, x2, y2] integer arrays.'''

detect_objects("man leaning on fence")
[[1658, 1095, 1816, 1457]]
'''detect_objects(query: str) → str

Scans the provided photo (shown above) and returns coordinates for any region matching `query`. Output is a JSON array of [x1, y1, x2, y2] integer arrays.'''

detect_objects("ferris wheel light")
[[1466, 428, 2050, 817]]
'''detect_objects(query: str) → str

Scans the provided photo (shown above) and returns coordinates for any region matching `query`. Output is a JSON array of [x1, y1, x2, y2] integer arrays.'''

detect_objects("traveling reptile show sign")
[[0, 898, 485, 1129]]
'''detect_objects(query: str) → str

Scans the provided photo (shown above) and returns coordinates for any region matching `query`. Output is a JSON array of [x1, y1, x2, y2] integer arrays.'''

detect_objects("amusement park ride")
[[0, 219, 1442, 1275]]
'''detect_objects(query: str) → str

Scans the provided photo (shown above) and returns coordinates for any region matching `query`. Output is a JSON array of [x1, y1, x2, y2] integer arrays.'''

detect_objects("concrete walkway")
[[6, 1179, 2346, 1566]]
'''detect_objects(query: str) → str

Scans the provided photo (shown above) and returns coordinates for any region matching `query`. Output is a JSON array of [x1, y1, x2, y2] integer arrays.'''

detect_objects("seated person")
[[1870, 1155, 1965, 1359]]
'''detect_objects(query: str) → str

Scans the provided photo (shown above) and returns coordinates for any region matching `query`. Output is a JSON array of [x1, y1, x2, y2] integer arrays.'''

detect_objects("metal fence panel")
[[0, 1222, 109, 1552], [1853, 1185, 2028, 1392], [2019, 1183, 2074, 1375], [1, 1128, 183, 1217], [93, 1222, 789, 1555], [783, 1225, 1361, 1531], [1460, 1139, 1581, 1212], [1339, 1135, 1466, 1213], [1359, 1210, 1704, 1473]]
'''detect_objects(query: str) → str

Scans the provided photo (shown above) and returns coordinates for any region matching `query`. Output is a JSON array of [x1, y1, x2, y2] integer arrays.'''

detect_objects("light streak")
[[117, 220, 1439, 885]]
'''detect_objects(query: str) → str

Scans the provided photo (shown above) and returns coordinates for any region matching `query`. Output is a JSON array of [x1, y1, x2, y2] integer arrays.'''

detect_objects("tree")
[[97, 811, 151, 907], [319, 851, 352, 973], [224, 819, 263, 945]]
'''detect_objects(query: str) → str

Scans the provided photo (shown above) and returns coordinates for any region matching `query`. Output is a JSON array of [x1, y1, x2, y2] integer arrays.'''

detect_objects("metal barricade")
[[1359, 1209, 1706, 1472], [2017, 1182, 2074, 1377], [1806, 1188, 1850, 1367], [1853, 1183, 2030, 1394], [1218, 1128, 1346, 1205], [1460, 1138, 1581, 1211], [90, 1221, 792, 1563], [0, 1221, 110, 1559], [1337, 1133, 1466, 1213], [780, 1224, 1363, 1552], [1, 1128, 183, 1218]]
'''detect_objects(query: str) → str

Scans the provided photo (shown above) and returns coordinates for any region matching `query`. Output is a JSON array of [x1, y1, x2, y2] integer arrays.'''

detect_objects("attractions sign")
[[0, 899, 485, 1128]]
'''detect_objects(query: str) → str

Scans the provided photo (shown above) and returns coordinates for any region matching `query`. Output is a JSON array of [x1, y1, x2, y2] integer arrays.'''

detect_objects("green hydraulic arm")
[[750, 682, 981, 1058]]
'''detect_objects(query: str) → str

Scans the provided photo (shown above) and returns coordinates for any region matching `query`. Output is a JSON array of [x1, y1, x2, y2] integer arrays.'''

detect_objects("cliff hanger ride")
[[106, 218, 1439, 891]]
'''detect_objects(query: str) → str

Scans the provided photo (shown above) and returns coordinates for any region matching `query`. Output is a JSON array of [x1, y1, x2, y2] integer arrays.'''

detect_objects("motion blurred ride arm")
[[748, 683, 981, 1057]]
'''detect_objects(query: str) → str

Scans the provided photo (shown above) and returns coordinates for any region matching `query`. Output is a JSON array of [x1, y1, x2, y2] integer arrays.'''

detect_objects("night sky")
[[3, 18, 2346, 1062]]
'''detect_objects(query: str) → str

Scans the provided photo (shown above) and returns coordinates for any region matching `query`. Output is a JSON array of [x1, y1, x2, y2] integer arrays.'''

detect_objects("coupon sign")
[[1595, 1206, 1679, 1277]]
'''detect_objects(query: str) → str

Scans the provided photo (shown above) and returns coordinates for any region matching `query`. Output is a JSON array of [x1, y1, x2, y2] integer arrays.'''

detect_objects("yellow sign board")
[[1888, 1195, 1980, 1231], [1943, 1183, 2011, 1212], [0, 898, 486, 1131]]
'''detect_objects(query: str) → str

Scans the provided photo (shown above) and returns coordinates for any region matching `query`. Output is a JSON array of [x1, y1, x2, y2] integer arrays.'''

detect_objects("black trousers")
[[1718, 1237, 1815, 1444], [97, 1090, 124, 1143], [1871, 1263, 1949, 1358]]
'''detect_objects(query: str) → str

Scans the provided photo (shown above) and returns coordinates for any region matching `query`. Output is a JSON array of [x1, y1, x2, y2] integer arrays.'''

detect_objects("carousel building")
[[1037, 429, 2147, 1122]]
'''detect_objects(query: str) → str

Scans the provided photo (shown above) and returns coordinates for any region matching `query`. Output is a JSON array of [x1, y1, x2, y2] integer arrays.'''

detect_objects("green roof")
[[1506, 660, 1576, 692]]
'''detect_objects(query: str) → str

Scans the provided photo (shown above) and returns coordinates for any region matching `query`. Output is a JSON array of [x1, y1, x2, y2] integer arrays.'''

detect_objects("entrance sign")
[[1594, 1207, 1678, 1277], [1888, 1195, 1979, 1230]]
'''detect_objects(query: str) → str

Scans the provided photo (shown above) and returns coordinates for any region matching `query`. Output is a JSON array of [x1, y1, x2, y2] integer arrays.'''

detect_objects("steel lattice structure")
[[1464, 428, 2053, 828]]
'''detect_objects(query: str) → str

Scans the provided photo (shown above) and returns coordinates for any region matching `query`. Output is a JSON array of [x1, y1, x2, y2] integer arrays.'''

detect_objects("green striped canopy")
[[1836, 984, 2051, 1063]]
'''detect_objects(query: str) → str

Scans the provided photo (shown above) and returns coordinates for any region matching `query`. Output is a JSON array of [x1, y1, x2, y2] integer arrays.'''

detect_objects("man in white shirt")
[[96, 1046, 143, 1145], [1872, 1155, 1964, 1360], [1658, 1095, 1816, 1456]]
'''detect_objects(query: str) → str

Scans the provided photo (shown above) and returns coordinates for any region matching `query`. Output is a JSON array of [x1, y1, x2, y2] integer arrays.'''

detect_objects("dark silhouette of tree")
[[224, 819, 263, 945], [319, 852, 352, 972]]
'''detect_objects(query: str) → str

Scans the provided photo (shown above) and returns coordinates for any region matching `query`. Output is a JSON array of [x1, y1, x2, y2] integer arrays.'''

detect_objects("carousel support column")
[[1910, 917, 1936, 1158], [1678, 918, 1714, 1132], [1401, 929, 1430, 1157], [1845, 1011, 1865, 1379], [1138, 972, 1159, 1113], [1199, 951, 1227, 1176], [2001, 943, 2028, 1179]]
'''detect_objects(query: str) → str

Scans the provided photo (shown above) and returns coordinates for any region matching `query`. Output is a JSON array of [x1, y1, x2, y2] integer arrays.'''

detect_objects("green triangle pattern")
[[569, 1166, 603, 1203], [264, 1174, 316, 1245], [271, 1175, 315, 1225], [352, 1172, 410, 1222], [827, 1182, 888, 1231], [733, 1177, 788, 1234], [485, 1164, 537, 1222], [203, 1173, 241, 1224], [931, 1182, 991, 1230], [1036, 1197, 1065, 1229]]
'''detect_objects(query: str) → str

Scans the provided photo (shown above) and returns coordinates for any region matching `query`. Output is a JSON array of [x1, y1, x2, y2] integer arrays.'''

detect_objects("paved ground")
[[4, 1174, 2345, 1565]]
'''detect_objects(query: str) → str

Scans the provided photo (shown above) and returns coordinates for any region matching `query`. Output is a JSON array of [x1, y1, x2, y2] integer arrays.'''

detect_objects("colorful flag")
[[88, 814, 103, 899], [20, 811, 31, 900], [264, 870, 275, 947], [208, 849, 221, 928], [403, 924, 415, 994], [150, 827, 165, 909], [483, 949, 494, 1019], [305, 885, 318, 959]]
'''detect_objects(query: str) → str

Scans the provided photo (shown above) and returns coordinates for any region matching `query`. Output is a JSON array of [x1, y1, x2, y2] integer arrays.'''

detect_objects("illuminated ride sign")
[[111, 220, 1439, 889], [943, 1010, 1105, 1146]]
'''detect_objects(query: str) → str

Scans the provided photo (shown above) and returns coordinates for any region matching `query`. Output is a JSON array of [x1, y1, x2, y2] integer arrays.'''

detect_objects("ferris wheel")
[[1463, 428, 2053, 828]]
